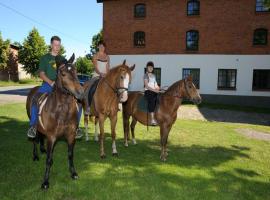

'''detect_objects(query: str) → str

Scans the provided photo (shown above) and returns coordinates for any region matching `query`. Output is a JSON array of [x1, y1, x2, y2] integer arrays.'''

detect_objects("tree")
[[75, 56, 94, 75], [0, 32, 10, 69], [90, 29, 103, 58], [18, 28, 47, 76], [264, 0, 270, 8]]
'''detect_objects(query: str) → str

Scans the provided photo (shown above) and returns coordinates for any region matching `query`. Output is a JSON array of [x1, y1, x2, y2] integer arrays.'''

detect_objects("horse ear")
[[187, 75, 193, 81], [55, 56, 66, 67], [68, 53, 75, 64], [130, 64, 135, 71], [122, 59, 126, 65]]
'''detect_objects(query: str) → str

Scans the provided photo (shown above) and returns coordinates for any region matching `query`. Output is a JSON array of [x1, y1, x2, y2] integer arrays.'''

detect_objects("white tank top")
[[144, 73, 157, 91], [92, 59, 108, 77]]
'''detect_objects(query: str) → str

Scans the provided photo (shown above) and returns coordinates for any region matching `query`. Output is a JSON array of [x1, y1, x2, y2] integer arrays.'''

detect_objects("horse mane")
[[163, 80, 182, 96]]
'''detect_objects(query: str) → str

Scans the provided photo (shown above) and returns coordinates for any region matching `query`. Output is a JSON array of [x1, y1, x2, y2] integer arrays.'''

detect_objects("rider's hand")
[[50, 81, 55, 87]]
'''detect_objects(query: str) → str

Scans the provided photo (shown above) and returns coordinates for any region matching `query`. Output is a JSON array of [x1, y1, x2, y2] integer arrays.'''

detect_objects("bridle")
[[103, 77, 129, 98], [169, 79, 192, 100]]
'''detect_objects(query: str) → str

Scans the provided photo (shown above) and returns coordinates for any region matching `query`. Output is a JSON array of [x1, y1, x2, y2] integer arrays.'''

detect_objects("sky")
[[0, 0, 103, 58]]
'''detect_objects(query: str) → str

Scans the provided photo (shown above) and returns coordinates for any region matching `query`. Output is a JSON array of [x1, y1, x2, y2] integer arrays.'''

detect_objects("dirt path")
[[178, 106, 270, 126], [235, 128, 270, 141]]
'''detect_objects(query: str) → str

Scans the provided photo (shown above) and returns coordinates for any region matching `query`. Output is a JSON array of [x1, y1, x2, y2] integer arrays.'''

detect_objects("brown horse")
[[83, 60, 135, 158], [122, 76, 202, 161], [26, 54, 84, 189]]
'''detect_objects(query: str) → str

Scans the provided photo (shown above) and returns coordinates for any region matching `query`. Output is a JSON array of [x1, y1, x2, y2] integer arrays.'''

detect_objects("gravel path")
[[235, 128, 270, 141]]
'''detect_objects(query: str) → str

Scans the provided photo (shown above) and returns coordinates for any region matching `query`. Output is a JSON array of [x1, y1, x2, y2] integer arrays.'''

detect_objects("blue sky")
[[0, 0, 102, 58]]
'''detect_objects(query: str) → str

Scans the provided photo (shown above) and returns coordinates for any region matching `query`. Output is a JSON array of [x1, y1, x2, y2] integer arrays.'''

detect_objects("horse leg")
[[160, 124, 171, 162], [130, 118, 137, 145], [110, 115, 118, 156], [67, 138, 78, 179], [123, 114, 130, 147], [94, 117, 100, 142], [39, 133, 46, 154], [33, 136, 39, 161], [99, 115, 106, 158], [41, 137, 56, 189], [84, 114, 89, 142]]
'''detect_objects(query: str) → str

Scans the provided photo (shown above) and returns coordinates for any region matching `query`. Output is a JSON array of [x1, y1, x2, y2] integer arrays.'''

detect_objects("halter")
[[103, 78, 129, 98]]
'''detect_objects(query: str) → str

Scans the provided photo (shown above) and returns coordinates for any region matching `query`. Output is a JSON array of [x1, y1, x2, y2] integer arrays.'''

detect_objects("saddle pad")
[[137, 95, 160, 113]]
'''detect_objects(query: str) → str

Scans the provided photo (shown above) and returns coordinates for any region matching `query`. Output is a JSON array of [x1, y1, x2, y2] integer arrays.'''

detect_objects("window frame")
[[255, 0, 270, 12], [217, 69, 237, 90], [253, 28, 268, 45], [134, 3, 146, 18], [252, 69, 270, 91], [134, 31, 146, 47], [186, 30, 199, 51], [182, 68, 200, 89], [187, 0, 200, 16]]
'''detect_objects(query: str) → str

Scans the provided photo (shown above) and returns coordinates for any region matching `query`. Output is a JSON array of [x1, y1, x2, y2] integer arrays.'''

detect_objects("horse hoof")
[[85, 138, 89, 142], [41, 181, 49, 190], [33, 156, 39, 161], [71, 172, 79, 180], [124, 143, 128, 147], [160, 156, 167, 162], [112, 152, 119, 157], [94, 138, 99, 142], [100, 154, 106, 159]]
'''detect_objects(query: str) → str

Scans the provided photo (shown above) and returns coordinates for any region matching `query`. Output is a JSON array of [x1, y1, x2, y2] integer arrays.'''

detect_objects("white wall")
[[109, 54, 270, 97]]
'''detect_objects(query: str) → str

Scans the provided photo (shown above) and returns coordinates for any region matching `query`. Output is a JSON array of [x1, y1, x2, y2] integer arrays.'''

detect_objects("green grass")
[[0, 79, 41, 87], [0, 104, 270, 200]]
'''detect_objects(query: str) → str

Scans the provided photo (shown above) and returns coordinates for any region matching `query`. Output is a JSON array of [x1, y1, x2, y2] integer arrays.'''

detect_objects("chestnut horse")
[[83, 60, 135, 158], [26, 54, 84, 189], [122, 76, 202, 161]]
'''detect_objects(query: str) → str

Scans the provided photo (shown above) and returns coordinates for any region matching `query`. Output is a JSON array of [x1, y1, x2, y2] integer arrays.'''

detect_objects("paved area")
[[0, 85, 36, 105], [178, 106, 270, 126]]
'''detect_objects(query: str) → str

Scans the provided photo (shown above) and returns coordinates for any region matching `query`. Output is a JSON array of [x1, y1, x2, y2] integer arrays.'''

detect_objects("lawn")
[[0, 104, 270, 200]]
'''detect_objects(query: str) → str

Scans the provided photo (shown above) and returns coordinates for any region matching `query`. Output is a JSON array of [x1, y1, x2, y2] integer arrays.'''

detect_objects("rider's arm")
[[39, 71, 54, 86], [144, 75, 159, 93]]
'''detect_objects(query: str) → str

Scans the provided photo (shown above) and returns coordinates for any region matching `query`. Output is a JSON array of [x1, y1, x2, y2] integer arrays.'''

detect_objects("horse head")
[[115, 60, 136, 103], [55, 54, 84, 100], [182, 75, 202, 104]]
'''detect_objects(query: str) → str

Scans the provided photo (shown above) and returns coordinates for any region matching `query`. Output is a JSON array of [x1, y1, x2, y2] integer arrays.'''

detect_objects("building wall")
[[103, 0, 270, 55], [109, 54, 270, 97]]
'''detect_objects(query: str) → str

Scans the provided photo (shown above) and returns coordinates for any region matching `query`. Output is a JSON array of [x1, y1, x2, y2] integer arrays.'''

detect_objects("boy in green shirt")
[[27, 36, 83, 139]]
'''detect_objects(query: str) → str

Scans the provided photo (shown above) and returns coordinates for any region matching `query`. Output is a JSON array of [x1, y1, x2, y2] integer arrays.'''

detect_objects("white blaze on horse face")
[[120, 73, 129, 102]]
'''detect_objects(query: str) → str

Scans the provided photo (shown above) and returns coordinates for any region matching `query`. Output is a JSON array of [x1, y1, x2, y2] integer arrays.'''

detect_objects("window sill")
[[134, 17, 146, 20], [217, 88, 237, 91], [252, 89, 270, 92], [186, 14, 200, 17], [134, 45, 146, 48], [252, 44, 268, 47], [185, 49, 199, 53], [255, 11, 270, 15]]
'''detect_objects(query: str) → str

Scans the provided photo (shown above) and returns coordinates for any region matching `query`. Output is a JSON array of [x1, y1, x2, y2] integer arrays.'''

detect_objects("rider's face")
[[147, 66, 153, 73], [51, 40, 61, 55]]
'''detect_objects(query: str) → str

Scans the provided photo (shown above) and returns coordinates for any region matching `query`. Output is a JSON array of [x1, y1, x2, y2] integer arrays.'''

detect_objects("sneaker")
[[75, 128, 83, 139], [27, 126, 37, 138]]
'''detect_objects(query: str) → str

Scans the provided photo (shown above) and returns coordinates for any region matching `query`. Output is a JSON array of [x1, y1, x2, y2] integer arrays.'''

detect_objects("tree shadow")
[[0, 116, 269, 200]]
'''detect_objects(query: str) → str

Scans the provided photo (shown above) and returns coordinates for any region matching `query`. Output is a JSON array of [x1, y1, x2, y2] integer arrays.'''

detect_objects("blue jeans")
[[30, 82, 82, 126]]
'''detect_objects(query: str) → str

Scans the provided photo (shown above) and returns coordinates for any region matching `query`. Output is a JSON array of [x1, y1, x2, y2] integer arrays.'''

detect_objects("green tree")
[[18, 28, 47, 76], [264, 0, 270, 8], [75, 56, 94, 75], [90, 29, 103, 57], [0, 32, 10, 69]]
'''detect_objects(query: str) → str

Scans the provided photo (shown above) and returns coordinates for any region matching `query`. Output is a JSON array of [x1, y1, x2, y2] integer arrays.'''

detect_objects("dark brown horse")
[[26, 54, 84, 189], [122, 76, 202, 161], [83, 60, 135, 158]]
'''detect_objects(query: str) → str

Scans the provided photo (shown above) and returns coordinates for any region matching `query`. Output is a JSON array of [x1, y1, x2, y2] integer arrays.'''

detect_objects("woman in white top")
[[144, 61, 160, 125], [85, 41, 110, 115], [92, 41, 110, 78]]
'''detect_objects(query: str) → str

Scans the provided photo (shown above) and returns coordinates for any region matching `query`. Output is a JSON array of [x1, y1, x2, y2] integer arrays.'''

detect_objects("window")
[[134, 4, 146, 18], [186, 30, 199, 51], [253, 28, 268, 45], [134, 31, 145, 47], [182, 68, 200, 89], [256, 0, 270, 12], [187, 0, 200, 16], [144, 68, 161, 86], [253, 70, 270, 90], [218, 69, 237, 90]]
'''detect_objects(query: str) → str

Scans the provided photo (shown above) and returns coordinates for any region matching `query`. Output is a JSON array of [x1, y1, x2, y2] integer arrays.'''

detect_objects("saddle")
[[137, 93, 160, 113]]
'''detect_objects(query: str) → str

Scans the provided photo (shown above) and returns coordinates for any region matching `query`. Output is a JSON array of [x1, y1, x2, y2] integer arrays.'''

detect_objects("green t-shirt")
[[38, 53, 64, 81]]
